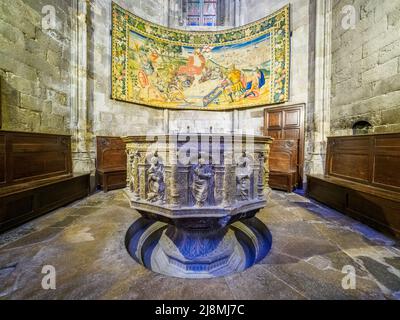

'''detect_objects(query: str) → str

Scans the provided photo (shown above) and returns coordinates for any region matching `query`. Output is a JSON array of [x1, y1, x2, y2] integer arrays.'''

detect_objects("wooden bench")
[[307, 133, 400, 238], [269, 139, 298, 192], [96, 136, 126, 192], [0, 131, 90, 233]]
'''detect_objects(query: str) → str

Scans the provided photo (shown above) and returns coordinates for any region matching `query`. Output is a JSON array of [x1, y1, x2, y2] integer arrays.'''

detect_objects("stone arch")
[[352, 120, 373, 135]]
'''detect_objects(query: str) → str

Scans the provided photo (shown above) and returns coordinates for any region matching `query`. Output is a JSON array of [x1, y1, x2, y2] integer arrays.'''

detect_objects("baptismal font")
[[124, 134, 273, 278]]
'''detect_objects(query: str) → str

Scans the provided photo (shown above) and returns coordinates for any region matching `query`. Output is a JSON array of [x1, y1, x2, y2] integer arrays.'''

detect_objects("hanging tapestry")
[[111, 3, 290, 110]]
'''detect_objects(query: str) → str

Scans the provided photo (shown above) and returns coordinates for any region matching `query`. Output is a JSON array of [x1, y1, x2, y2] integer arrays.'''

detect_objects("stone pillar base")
[[151, 226, 246, 278], [126, 217, 272, 279]]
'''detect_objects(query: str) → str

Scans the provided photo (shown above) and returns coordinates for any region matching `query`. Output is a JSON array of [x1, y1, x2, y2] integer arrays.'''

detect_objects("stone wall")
[[0, 0, 327, 181], [237, 0, 311, 136], [168, 110, 233, 134], [237, 0, 317, 178], [91, 0, 167, 137], [62, 0, 169, 180], [170, 0, 313, 138], [88, 0, 264, 139], [331, 0, 400, 135], [0, 0, 72, 134]]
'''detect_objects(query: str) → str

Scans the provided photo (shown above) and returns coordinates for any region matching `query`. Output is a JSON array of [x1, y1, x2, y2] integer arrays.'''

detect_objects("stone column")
[[234, 0, 243, 27], [168, 0, 183, 28], [256, 152, 265, 200], [70, 0, 95, 186], [138, 155, 147, 200], [131, 148, 140, 200], [308, 0, 332, 176], [222, 148, 235, 207], [263, 144, 272, 197], [214, 165, 225, 205], [169, 140, 181, 207]]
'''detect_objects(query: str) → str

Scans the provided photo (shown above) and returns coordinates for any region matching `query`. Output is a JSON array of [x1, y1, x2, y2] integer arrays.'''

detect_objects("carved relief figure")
[[146, 152, 165, 203], [192, 158, 214, 207], [128, 150, 140, 196], [236, 152, 252, 200]]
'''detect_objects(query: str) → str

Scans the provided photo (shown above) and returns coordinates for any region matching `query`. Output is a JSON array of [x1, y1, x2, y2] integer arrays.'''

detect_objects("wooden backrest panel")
[[326, 133, 400, 192], [328, 136, 371, 183], [373, 135, 400, 189], [0, 131, 72, 187], [96, 136, 126, 170], [331, 152, 370, 182], [269, 139, 298, 173], [0, 135, 5, 184]]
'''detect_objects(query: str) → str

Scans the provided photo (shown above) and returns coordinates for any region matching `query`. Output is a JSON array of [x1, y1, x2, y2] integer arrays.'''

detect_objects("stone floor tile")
[[0, 190, 398, 300]]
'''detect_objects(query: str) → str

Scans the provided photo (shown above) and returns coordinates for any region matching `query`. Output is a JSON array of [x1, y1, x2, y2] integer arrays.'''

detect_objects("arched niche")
[[352, 120, 373, 135]]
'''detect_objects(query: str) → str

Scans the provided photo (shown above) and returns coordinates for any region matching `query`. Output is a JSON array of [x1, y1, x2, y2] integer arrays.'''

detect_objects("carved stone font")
[[123, 134, 273, 278]]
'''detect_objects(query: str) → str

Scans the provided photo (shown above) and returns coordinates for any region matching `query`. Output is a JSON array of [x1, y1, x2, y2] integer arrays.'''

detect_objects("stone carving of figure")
[[192, 158, 214, 207], [129, 150, 140, 198], [236, 152, 252, 201], [147, 152, 165, 203]]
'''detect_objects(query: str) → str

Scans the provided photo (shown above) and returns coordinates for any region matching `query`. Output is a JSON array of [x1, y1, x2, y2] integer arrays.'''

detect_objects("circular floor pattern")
[[126, 217, 272, 278]]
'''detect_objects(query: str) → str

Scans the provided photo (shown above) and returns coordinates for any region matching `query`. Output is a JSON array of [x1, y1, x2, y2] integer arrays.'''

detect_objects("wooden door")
[[264, 104, 305, 187]]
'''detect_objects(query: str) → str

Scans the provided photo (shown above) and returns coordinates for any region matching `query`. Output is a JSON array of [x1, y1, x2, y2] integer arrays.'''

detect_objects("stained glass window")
[[185, 0, 219, 27]]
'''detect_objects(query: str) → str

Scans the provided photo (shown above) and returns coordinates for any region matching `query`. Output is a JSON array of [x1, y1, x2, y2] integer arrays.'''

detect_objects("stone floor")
[[0, 189, 399, 300]]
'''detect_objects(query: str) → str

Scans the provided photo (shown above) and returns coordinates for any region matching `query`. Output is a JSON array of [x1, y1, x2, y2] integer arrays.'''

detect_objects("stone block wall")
[[331, 0, 400, 135], [0, 0, 315, 177], [168, 110, 233, 134], [237, 0, 311, 135], [90, 0, 167, 137], [0, 0, 72, 134], [90, 0, 241, 137], [91, 0, 312, 138]]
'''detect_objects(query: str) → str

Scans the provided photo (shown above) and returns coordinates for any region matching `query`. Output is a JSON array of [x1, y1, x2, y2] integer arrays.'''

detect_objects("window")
[[184, 0, 219, 27]]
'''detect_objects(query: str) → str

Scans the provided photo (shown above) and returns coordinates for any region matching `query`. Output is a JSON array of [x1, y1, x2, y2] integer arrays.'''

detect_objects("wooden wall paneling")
[[0, 131, 90, 234], [325, 133, 400, 191], [284, 109, 300, 127], [307, 174, 400, 238], [96, 136, 127, 192], [0, 131, 72, 187], [307, 132, 400, 238], [264, 104, 305, 187], [372, 134, 400, 191], [267, 130, 282, 139], [267, 111, 283, 129], [307, 176, 347, 212], [269, 139, 298, 192], [0, 77, 2, 129], [283, 128, 301, 140], [0, 174, 90, 233], [96, 136, 126, 170], [0, 134, 5, 185], [327, 136, 371, 183]]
